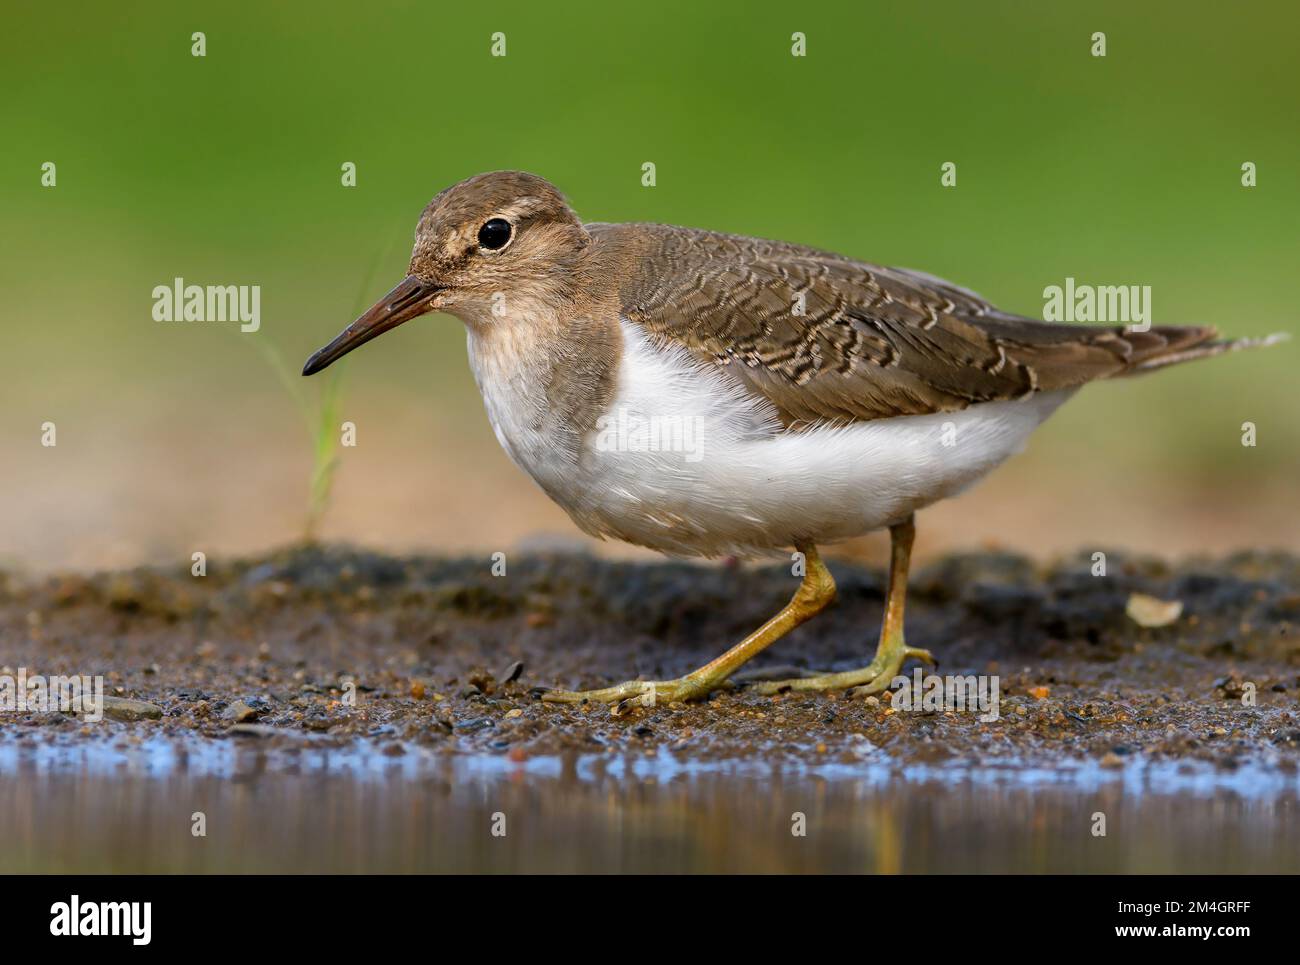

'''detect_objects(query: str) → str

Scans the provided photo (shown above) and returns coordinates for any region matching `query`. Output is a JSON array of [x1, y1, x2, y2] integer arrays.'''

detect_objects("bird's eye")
[[477, 218, 513, 251]]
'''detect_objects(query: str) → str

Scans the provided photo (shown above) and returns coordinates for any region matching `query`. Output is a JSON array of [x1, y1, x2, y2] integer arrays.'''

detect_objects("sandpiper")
[[304, 171, 1281, 711]]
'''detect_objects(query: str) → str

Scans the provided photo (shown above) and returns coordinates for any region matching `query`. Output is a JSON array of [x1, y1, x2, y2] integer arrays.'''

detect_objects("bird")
[[303, 171, 1282, 713]]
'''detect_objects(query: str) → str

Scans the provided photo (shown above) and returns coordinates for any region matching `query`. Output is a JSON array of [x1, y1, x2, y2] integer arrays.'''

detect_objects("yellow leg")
[[541, 542, 837, 714], [750, 516, 934, 697]]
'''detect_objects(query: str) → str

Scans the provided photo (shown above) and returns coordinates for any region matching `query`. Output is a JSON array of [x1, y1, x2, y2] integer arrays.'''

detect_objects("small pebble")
[[95, 696, 164, 722], [222, 700, 260, 723]]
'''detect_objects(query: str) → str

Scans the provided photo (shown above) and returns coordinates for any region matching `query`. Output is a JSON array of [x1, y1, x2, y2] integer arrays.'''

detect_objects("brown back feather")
[[596, 222, 1233, 426]]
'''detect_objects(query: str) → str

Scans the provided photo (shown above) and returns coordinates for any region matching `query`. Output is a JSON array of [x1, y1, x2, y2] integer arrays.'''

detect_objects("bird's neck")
[[463, 293, 623, 466]]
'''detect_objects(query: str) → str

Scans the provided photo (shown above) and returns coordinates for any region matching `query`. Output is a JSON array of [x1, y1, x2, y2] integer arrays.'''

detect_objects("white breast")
[[466, 323, 590, 504], [474, 320, 1073, 558]]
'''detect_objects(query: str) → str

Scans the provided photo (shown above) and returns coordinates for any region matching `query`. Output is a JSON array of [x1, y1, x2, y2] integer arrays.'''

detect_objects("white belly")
[[475, 320, 1073, 558]]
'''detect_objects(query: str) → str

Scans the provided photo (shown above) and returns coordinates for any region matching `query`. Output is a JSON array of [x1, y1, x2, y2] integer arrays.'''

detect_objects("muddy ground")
[[3, 544, 1298, 768], [4, 545, 1300, 872]]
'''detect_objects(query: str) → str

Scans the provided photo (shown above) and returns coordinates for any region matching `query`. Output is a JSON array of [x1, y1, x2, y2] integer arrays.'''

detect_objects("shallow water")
[[2, 734, 1295, 873]]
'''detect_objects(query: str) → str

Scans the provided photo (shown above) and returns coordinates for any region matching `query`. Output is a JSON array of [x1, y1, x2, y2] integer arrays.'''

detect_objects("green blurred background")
[[3, 0, 1296, 570]]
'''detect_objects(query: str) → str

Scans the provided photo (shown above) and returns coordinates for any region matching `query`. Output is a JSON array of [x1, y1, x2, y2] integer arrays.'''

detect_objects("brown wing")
[[595, 222, 1222, 425]]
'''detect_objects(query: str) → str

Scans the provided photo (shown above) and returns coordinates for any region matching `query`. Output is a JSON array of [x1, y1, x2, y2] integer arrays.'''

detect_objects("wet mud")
[[2, 545, 1298, 872]]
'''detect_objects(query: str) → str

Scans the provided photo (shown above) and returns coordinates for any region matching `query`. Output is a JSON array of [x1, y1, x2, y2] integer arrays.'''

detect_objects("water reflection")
[[1, 734, 1295, 873]]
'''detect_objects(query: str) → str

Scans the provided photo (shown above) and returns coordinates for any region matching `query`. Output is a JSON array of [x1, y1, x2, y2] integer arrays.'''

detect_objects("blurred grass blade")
[[245, 229, 401, 541]]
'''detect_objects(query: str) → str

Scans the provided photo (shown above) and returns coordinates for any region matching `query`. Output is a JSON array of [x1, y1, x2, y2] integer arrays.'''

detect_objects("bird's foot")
[[539, 542, 839, 715], [539, 675, 718, 716], [747, 639, 936, 697]]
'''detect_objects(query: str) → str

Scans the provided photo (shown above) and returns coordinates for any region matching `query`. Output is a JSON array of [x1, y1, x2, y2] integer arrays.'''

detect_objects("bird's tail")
[[1122, 327, 1289, 374]]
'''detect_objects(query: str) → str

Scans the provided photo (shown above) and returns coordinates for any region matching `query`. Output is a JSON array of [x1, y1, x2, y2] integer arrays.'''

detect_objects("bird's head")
[[303, 171, 589, 376]]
